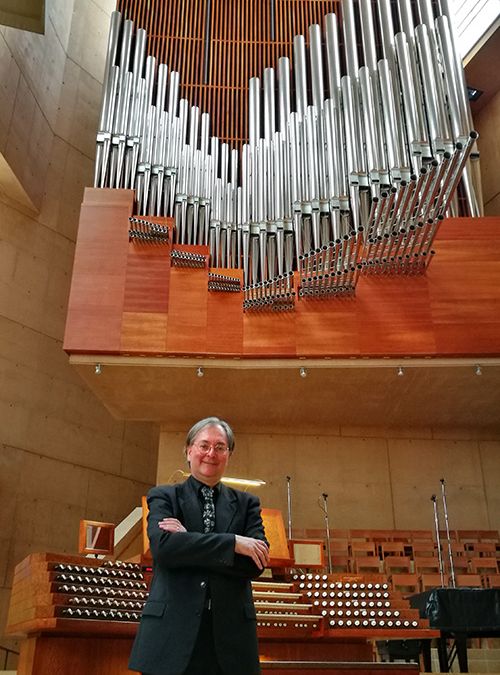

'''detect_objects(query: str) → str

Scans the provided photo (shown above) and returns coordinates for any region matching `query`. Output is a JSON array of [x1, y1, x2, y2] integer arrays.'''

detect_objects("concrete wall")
[[0, 0, 158, 657], [158, 426, 500, 534]]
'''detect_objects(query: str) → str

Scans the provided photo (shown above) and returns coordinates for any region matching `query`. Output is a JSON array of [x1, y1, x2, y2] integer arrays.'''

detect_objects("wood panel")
[[165, 248, 209, 354], [295, 285, 359, 357], [63, 189, 134, 354], [243, 308, 298, 357], [17, 636, 135, 675], [355, 275, 437, 357], [206, 267, 244, 355], [120, 217, 172, 352], [428, 217, 500, 356], [64, 198, 500, 359], [16, 635, 420, 675]]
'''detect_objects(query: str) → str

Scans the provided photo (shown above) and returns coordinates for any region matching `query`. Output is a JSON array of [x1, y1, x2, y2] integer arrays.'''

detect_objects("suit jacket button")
[[200, 581, 206, 588]]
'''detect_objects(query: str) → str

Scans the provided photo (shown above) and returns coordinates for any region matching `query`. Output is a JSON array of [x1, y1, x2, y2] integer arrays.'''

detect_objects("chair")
[[304, 528, 326, 539], [485, 574, 500, 588], [329, 528, 350, 540], [348, 529, 373, 541], [391, 530, 413, 543], [439, 529, 459, 542], [390, 531, 414, 555], [391, 573, 420, 597], [467, 542, 497, 557], [414, 556, 441, 574], [410, 530, 434, 542], [329, 539, 351, 573], [448, 542, 466, 556], [353, 557, 382, 574], [330, 555, 351, 573], [380, 541, 406, 558], [368, 529, 394, 543], [450, 555, 469, 575], [409, 541, 437, 558], [478, 530, 500, 542], [469, 557, 498, 575], [384, 556, 412, 575], [330, 538, 350, 557], [350, 541, 378, 558], [420, 573, 449, 591], [457, 529, 480, 545], [455, 573, 483, 588]]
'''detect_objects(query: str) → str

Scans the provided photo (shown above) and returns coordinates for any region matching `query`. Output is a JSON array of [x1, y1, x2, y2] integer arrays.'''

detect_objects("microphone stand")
[[431, 495, 446, 586], [286, 476, 292, 540], [440, 478, 456, 588], [318, 493, 332, 573]]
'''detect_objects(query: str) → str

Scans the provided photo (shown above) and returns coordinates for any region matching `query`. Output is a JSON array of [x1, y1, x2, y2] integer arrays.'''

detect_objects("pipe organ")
[[93, 0, 481, 310]]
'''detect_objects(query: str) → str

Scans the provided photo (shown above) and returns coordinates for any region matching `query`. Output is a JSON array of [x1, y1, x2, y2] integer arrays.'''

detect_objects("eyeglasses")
[[192, 442, 229, 455]]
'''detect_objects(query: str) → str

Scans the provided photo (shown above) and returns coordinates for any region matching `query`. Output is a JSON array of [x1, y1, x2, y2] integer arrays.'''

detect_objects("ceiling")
[[466, 24, 500, 114], [71, 356, 500, 434]]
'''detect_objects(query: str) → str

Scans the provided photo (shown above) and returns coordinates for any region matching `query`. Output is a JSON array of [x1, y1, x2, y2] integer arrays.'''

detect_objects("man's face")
[[186, 424, 230, 486]]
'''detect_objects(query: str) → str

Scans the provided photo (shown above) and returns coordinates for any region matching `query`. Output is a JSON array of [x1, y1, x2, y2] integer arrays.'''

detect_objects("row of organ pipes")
[[94, 0, 482, 301]]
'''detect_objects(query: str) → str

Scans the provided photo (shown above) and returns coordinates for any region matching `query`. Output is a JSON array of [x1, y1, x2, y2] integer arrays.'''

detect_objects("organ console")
[[7, 553, 439, 674]]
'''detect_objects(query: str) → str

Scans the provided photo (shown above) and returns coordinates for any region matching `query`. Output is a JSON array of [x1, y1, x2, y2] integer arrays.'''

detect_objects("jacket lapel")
[[215, 484, 238, 533], [178, 479, 204, 533]]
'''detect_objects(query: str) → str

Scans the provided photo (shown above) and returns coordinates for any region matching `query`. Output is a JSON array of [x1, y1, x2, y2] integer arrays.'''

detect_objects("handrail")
[[0, 644, 19, 670]]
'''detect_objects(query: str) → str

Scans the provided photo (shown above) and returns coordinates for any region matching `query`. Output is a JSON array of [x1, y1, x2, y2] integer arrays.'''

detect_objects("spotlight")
[[196, 367, 204, 378], [299, 367, 307, 378], [397, 367, 404, 377], [475, 365, 482, 376], [95, 363, 102, 375]]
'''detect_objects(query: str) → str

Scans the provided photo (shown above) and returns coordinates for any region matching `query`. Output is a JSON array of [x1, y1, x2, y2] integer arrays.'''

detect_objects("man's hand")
[[158, 517, 187, 533], [234, 535, 270, 569]]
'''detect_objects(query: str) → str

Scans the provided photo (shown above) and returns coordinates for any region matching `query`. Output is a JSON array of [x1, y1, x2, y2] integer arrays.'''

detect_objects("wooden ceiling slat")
[[116, 0, 342, 145]]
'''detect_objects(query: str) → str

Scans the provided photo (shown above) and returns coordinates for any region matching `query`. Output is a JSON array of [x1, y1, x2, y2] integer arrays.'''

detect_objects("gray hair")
[[185, 417, 235, 454]]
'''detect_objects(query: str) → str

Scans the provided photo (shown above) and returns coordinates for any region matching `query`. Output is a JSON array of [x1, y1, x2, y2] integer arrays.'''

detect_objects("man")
[[129, 417, 269, 675]]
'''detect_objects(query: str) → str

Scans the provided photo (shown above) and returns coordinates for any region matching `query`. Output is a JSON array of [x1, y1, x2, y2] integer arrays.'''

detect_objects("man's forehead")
[[193, 424, 226, 440]]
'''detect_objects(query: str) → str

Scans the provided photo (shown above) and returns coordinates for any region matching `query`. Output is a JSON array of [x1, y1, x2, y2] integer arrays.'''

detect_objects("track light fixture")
[[196, 367, 204, 378], [95, 363, 102, 375]]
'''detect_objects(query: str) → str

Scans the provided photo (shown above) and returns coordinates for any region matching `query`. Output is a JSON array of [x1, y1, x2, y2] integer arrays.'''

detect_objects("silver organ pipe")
[[94, 1, 482, 308]]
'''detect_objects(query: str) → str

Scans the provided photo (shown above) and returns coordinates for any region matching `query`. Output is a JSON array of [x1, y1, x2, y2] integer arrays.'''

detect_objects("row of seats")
[[391, 572, 500, 596], [293, 527, 500, 545], [293, 530, 500, 563], [327, 553, 499, 576]]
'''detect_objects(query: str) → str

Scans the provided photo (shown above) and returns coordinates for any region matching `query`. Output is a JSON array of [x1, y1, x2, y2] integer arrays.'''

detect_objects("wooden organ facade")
[[64, 188, 500, 358]]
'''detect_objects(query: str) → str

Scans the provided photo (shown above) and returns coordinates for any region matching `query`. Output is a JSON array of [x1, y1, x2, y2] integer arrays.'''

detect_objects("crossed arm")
[[148, 488, 269, 576], [158, 516, 269, 569]]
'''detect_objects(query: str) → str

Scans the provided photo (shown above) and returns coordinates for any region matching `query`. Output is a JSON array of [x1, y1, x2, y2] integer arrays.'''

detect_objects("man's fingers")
[[234, 535, 269, 568], [158, 517, 186, 532]]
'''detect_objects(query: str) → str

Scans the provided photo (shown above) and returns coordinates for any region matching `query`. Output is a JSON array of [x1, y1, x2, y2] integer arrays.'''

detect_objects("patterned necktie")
[[201, 485, 216, 533]]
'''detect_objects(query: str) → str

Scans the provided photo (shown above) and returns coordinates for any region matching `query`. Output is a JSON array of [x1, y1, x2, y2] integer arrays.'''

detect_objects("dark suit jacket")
[[129, 478, 267, 675]]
